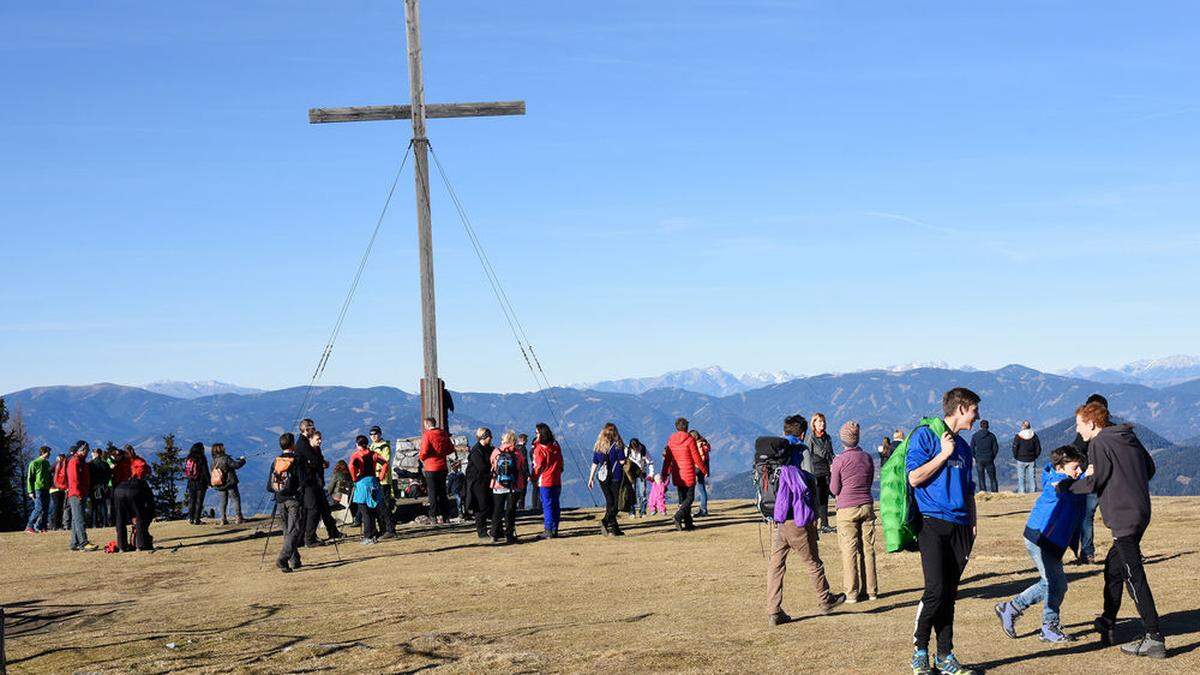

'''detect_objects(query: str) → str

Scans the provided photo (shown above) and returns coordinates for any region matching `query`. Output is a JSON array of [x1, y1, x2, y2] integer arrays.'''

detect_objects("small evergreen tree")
[[0, 398, 24, 531], [10, 406, 31, 524], [151, 433, 184, 520]]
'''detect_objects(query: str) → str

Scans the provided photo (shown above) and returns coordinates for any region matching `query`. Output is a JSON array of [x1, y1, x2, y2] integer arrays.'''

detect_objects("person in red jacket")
[[66, 441, 97, 551], [531, 422, 564, 539], [659, 417, 707, 532], [349, 435, 382, 544], [420, 416, 455, 524], [113, 444, 155, 552]]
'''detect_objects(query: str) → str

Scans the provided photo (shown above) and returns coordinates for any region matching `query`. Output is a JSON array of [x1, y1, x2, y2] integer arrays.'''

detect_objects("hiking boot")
[[276, 560, 292, 574], [819, 593, 847, 615], [305, 539, 325, 547], [911, 648, 933, 675], [1120, 634, 1167, 659], [491, 536, 503, 544], [994, 601, 1021, 639], [673, 517, 685, 532], [328, 529, 344, 540], [1039, 621, 1076, 643], [768, 611, 792, 627], [1094, 617, 1116, 646], [611, 527, 625, 536], [933, 652, 977, 675], [505, 535, 518, 545]]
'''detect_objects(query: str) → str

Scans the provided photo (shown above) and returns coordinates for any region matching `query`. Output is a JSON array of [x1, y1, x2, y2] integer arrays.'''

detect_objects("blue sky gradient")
[[3, 1, 1199, 394]]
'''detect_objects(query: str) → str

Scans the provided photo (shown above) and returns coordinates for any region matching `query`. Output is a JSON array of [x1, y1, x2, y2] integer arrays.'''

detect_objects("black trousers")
[[425, 470, 450, 521], [600, 480, 621, 531], [975, 461, 998, 493], [358, 501, 379, 540], [813, 475, 831, 527], [1103, 528, 1161, 635], [114, 480, 154, 551], [675, 484, 696, 529], [277, 498, 302, 567], [302, 484, 341, 543], [914, 515, 973, 655], [51, 491, 66, 529], [379, 483, 396, 534], [471, 481, 493, 536], [490, 491, 518, 539], [186, 481, 207, 523]]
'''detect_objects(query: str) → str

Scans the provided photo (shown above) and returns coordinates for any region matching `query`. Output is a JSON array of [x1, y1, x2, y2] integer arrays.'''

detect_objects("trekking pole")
[[259, 502, 278, 567]]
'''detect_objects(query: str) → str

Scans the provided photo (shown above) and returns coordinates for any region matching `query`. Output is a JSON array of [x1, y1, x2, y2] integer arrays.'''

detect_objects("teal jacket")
[[27, 456, 51, 493]]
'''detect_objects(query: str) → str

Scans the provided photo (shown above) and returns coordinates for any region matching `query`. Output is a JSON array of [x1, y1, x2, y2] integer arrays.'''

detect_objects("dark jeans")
[[600, 480, 621, 531], [89, 490, 110, 527], [114, 480, 154, 551], [378, 483, 396, 535], [914, 515, 973, 656], [277, 498, 303, 567], [186, 481, 207, 523], [303, 483, 341, 543], [357, 501, 379, 540], [975, 461, 998, 493], [425, 470, 450, 521], [490, 491, 518, 539], [696, 474, 709, 515], [813, 475, 831, 527], [50, 491, 65, 530], [675, 484, 696, 529], [471, 481, 493, 536], [1079, 493, 1099, 559], [220, 485, 243, 522], [1103, 528, 1160, 635], [27, 489, 49, 531]]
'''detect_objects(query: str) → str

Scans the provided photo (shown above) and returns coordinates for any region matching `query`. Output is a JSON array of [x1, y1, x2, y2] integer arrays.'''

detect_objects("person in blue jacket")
[[994, 445, 1087, 644]]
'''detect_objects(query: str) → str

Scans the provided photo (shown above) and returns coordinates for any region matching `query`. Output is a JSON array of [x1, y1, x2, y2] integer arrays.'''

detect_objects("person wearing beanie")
[[829, 420, 878, 602]]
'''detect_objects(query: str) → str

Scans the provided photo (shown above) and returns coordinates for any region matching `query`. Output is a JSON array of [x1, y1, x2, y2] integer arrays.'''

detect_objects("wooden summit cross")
[[308, 0, 524, 427]]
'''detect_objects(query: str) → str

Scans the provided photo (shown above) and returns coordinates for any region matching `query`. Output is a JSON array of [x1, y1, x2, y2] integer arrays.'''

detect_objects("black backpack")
[[753, 436, 796, 521]]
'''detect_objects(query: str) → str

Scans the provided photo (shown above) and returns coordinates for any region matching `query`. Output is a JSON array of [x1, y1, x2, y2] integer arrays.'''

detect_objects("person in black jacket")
[[970, 420, 1000, 492], [1072, 393, 1107, 564], [465, 427, 495, 538], [184, 442, 210, 524], [1012, 421, 1043, 493], [267, 432, 308, 573], [87, 447, 113, 527], [1068, 402, 1166, 659]]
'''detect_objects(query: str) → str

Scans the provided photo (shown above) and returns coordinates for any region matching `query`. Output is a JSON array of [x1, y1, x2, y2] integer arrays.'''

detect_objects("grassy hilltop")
[[2, 495, 1199, 673]]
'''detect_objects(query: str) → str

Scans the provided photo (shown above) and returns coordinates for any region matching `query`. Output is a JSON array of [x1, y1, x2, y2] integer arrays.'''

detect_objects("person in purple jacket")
[[766, 433, 846, 627], [830, 421, 878, 603]]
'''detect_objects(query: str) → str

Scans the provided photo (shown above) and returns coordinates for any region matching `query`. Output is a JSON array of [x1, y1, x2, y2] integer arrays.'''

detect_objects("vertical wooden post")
[[404, 0, 444, 427]]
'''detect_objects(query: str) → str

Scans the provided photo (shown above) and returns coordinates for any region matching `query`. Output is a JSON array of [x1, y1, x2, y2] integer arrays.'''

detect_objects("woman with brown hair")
[[588, 422, 627, 536], [209, 443, 247, 525], [806, 412, 837, 533]]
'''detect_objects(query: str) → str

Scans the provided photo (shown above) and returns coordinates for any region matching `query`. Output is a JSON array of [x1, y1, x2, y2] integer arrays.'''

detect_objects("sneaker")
[[24, 527, 36, 534], [1039, 621, 1076, 643], [994, 601, 1021, 639], [80, 543, 99, 552], [360, 537, 377, 546], [1119, 634, 1167, 659], [911, 648, 933, 675], [845, 596, 859, 604], [768, 611, 792, 627], [933, 652, 978, 675], [868, 595, 878, 601], [1094, 617, 1116, 646], [820, 593, 847, 615]]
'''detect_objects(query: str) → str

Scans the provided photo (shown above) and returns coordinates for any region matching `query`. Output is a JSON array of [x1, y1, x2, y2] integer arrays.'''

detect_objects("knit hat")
[[839, 421, 860, 448]]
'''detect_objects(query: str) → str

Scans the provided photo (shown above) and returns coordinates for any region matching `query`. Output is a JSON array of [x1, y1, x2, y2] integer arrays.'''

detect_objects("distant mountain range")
[[6, 363, 1200, 507], [1059, 355, 1200, 389], [141, 380, 264, 399], [577, 366, 796, 397]]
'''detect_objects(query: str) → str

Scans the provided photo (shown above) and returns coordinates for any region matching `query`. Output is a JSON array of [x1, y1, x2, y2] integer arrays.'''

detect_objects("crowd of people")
[[20, 388, 1171, 667], [764, 388, 1168, 674]]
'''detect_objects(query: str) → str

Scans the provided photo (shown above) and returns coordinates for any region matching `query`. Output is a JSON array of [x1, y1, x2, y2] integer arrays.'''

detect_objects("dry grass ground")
[[2, 494, 1198, 673]]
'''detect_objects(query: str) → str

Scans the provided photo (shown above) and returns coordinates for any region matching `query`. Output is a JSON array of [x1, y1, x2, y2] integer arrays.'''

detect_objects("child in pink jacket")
[[647, 475, 668, 515]]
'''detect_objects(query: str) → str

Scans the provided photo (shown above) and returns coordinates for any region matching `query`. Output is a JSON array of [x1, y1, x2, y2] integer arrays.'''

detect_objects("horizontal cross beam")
[[309, 100, 525, 124]]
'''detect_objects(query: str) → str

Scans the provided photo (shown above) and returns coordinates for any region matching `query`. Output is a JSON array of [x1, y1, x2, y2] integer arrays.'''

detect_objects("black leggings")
[[600, 480, 620, 531], [490, 491, 518, 539], [1104, 528, 1160, 635], [914, 515, 973, 656], [471, 481, 493, 536], [813, 475, 831, 527], [425, 470, 450, 521]]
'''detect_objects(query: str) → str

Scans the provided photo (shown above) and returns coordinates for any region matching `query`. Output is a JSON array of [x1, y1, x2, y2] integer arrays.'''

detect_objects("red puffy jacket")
[[66, 453, 91, 499], [349, 447, 378, 483], [419, 428, 454, 473], [531, 441, 563, 487], [661, 431, 706, 488]]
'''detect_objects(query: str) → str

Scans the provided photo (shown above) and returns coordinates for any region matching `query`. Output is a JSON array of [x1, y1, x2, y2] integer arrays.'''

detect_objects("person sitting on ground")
[[349, 435, 382, 545], [690, 430, 713, 517], [466, 428, 496, 539], [267, 432, 306, 572], [183, 442, 210, 525], [588, 423, 627, 537], [1068, 402, 1167, 659], [659, 417, 706, 532], [829, 421, 878, 603], [209, 443, 247, 525], [489, 430, 528, 544], [995, 445, 1087, 644], [25, 446, 53, 534], [419, 416, 455, 524], [531, 422, 563, 540], [767, 436, 846, 627]]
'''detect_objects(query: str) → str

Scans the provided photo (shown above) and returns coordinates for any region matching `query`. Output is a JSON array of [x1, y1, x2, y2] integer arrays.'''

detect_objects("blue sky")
[[3, 1, 1199, 395]]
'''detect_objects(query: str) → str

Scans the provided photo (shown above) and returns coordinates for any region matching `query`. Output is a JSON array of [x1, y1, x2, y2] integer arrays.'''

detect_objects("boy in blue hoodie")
[[994, 446, 1086, 643]]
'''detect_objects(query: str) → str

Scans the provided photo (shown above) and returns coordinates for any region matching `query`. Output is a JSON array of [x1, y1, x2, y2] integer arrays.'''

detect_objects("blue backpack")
[[495, 450, 518, 489]]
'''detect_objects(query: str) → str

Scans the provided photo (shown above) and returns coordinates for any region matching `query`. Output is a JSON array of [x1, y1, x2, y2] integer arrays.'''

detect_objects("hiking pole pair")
[[259, 501, 278, 568]]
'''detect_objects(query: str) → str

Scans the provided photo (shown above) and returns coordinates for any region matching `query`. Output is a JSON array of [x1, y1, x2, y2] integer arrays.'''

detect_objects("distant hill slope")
[[142, 380, 264, 399], [9, 363, 1200, 505]]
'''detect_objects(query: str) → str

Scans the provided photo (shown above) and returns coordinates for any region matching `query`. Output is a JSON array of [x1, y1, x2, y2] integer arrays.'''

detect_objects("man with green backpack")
[[882, 387, 981, 675]]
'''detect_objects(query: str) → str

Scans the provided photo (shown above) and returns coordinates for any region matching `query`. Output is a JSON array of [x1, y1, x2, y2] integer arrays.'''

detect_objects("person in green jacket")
[[25, 446, 53, 533]]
